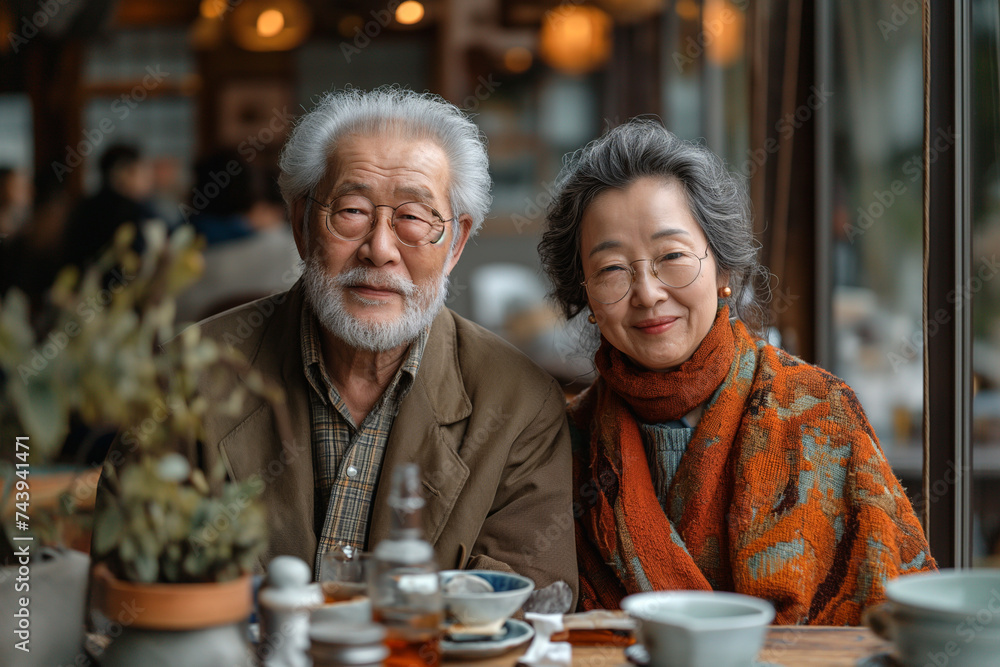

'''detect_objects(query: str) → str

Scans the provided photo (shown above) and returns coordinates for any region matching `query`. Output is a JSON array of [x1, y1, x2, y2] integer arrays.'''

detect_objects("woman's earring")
[[587, 313, 597, 324], [719, 286, 732, 298]]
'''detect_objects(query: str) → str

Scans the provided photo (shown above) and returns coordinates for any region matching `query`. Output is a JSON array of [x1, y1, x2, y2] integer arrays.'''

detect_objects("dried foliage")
[[0, 223, 288, 581]]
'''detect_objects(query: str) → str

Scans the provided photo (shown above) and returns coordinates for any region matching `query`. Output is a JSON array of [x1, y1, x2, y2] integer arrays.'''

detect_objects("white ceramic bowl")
[[866, 569, 1000, 667], [439, 570, 534, 627], [621, 591, 775, 667]]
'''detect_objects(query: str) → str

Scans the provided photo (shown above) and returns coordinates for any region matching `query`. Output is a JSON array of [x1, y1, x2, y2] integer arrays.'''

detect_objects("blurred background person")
[[174, 151, 301, 323], [60, 142, 156, 270], [148, 154, 186, 231], [0, 172, 73, 316], [185, 148, 255, 245], [0, 166, 33, 238]]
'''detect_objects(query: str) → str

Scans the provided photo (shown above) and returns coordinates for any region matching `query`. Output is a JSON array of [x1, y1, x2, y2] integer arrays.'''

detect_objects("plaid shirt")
[[300, 303, 428, 571]]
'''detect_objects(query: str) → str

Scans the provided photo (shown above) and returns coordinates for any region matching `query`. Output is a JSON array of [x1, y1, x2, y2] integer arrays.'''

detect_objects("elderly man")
[[190, 87, 575, 594]]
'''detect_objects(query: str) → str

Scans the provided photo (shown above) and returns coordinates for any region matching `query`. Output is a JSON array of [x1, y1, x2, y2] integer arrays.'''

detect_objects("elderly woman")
[[538, 119, 934, 625]]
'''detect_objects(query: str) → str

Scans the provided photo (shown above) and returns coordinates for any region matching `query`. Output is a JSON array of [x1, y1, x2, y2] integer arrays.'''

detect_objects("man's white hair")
[[278, 86, 492, 243]]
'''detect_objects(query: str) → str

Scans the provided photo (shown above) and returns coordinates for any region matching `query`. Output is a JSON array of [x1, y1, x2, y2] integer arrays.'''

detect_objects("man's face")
[[115, 161, 154, 201], [293, 132, 471, 352]]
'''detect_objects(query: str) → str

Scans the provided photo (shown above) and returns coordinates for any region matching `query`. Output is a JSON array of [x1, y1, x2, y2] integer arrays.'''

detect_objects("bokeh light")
[[675, 0, 699, 21], [395, 1, 425, 26], [200, 0, 228, 19], [538, 5, 613, 75], [504, 47, 533, 73], [256, 9, 285, 38], [338, 14, 363, 38]]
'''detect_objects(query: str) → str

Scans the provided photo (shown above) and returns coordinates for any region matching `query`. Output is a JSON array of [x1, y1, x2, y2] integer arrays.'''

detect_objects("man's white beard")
[[302, 253, 449, 352]]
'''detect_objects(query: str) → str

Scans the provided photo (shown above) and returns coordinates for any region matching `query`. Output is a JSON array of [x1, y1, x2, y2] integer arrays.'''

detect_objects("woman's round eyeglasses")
[[581, 249, 710, 304], [307, 194, 453, 247]]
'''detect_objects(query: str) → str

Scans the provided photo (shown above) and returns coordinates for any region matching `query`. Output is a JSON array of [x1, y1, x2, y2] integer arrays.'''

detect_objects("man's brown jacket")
[[178, 280, 576, 597]]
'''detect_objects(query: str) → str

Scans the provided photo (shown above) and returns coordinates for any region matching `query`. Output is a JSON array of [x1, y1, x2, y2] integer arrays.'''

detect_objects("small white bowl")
[[439, 570, 534, 628], [621, 591, 775, 667]]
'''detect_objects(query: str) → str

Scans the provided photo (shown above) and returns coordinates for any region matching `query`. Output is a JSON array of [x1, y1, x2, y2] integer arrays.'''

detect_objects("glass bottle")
[[371, 463, 444, 667]]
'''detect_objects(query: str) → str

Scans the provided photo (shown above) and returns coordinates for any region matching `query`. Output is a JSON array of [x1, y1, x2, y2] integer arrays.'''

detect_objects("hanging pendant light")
[[538, 5, 613, 75], [395, 1, 426, 26], [229, 0, 312, 52], [703, 0, 744, 67]]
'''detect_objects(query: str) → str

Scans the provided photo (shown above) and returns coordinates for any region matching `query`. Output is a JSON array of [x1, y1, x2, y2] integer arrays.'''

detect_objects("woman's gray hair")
[[538, 118, 770, 336], [278, 86, 492, 241]]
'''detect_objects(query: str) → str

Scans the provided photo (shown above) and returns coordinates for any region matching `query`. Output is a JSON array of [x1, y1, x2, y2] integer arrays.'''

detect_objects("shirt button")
[[346, 466, 359, 478]]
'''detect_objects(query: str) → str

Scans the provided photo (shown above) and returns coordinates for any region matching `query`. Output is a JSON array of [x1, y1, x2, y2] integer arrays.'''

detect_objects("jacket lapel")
[[368, 309, 472, 550], [212, 284, 317, 568]]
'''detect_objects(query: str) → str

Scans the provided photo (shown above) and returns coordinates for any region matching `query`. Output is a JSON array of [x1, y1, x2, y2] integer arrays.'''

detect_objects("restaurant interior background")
[[0, 0, 997, 569]]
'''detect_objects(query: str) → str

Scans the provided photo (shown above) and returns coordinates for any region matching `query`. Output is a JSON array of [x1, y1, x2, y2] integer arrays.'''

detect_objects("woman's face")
[[579, 177, 727, 371]]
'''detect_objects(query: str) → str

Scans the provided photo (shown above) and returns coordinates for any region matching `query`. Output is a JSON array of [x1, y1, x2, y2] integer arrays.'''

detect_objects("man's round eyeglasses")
[[581, 249, 710, 305], [307, 194, 453, 247]]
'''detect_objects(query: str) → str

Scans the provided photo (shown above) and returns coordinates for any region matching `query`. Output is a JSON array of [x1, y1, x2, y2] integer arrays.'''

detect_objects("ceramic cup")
[[865, 569, 1000, 667], [621, 591, 775, 667], [310, 591, 373, 625]]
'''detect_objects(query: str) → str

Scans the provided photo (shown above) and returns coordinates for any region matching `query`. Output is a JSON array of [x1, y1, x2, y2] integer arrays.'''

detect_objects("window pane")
[[830, 4, 924, 500], [85, 28, 192, 82], [971, 0, 1000, 568], [79, 27, 195, 208], [661, 0, 749, 162], [0, 95, 33, 172]]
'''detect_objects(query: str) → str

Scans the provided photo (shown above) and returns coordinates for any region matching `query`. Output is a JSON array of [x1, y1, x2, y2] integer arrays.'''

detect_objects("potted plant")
[[0, 223, 289, 666], [91, 452, 267, 666]]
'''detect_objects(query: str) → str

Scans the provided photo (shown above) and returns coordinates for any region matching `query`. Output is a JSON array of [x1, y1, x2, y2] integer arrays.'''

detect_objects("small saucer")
[[625, 643, 784, 667], [445, 617, 507, 641], [441, 618, 534, 659]]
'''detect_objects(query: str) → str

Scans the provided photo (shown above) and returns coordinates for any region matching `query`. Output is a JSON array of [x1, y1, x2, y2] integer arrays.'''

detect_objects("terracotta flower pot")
[[92, 563, 255, 667], [93, 563, 252, 629]]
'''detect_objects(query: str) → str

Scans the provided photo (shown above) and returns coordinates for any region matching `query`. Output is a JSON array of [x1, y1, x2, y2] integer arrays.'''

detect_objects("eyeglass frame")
[[581, 247, 711, 305], [305, 193, 455, 247]]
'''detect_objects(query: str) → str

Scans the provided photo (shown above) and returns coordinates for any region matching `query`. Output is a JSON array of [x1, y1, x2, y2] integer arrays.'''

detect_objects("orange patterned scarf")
[[571, 306, 935, 624]]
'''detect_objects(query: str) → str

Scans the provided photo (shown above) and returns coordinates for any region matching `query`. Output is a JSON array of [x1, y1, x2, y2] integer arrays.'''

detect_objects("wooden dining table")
[[449, 626, 896, 667]]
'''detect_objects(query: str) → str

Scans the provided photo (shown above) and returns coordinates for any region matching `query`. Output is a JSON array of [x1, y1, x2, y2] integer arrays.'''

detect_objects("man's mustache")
[[327, 266, 419, 298]]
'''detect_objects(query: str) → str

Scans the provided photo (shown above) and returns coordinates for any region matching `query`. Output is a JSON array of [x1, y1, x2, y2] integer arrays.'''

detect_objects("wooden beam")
[[113, 0, 199, 27], [26, 37, 85, 196], [923, 0, 972, 569], [747, 0, 817, 361]]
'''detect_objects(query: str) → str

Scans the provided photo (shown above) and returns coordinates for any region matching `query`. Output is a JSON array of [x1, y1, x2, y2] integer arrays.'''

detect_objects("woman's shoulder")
[[753, 339, 855, 397], [749, 339, 875, 440]]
